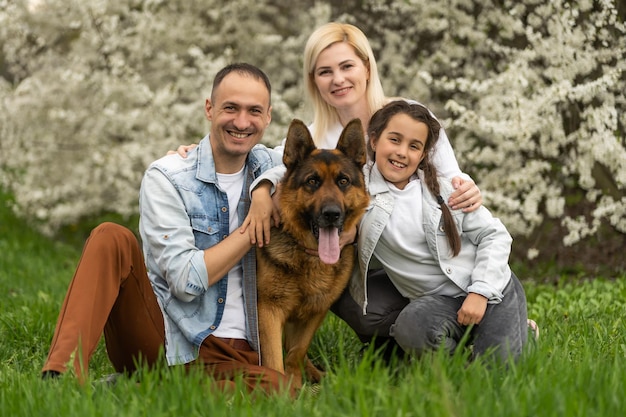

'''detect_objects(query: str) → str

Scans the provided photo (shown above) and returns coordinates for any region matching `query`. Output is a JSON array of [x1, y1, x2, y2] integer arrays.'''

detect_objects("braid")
[[421, 156, 461, 256]]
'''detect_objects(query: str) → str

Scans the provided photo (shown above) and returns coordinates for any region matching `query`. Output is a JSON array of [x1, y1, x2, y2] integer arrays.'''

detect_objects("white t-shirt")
[[211, 167, 247, 339]]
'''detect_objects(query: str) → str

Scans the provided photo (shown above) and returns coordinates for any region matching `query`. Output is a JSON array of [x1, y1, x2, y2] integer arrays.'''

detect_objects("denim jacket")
[[349, 163, 513, 315], [139, 135, 282, 365]]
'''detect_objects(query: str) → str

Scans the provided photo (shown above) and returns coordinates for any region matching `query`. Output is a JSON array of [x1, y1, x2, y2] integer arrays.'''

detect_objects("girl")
[[351, 100, 529, 361]]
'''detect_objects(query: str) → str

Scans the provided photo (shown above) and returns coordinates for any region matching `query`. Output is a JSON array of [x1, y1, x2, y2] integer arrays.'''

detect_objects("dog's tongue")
[[318, 227, 340, 264]]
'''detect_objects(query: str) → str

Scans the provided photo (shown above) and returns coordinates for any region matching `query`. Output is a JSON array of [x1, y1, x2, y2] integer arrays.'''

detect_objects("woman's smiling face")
[[312, 41, 370, 112]]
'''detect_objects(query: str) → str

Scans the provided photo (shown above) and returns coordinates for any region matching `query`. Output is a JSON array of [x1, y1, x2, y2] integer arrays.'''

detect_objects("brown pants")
[[42, 222, 293, 395], [192, 336, 295, 396]]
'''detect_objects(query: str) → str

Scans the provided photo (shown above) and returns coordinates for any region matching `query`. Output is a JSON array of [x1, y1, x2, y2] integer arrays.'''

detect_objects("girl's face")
[[371, 113, 428, 190], [313, 42, 370, 112]]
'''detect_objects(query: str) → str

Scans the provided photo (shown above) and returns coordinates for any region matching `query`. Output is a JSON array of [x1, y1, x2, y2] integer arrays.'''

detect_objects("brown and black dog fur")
[[256, 118, 368, 388]]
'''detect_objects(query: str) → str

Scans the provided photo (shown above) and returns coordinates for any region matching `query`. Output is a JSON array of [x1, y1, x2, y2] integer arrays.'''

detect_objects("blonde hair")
[[303, 22, 386, 146]]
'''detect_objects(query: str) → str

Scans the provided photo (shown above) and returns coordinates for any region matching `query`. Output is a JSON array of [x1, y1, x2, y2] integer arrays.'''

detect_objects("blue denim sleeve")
[[139, 166, 209, 303]]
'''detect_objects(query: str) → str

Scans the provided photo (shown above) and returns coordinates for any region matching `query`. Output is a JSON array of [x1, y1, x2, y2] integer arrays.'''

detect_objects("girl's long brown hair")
[[368, 100, 462, 256]]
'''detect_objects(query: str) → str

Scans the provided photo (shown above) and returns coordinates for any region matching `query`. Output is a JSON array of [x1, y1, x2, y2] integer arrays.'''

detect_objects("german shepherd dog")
[[256, 118, 368, 388]]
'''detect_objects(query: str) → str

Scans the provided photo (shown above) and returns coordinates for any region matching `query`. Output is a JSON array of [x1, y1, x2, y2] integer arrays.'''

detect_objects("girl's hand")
[[241, 182, 281, 246], [449, 177, 482, 212], [457, 293, 488, 326], [166, 144, 198, 157]]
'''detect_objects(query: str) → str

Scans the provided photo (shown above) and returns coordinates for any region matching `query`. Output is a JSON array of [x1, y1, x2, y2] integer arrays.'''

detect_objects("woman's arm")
[[432, 126, 482, 212], [167, 143, 197, 157], [449, 177, 483, 212]]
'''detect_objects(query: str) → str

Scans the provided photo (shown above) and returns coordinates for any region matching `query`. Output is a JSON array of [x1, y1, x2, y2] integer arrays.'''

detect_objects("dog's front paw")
[[303, 357, 325, 383]]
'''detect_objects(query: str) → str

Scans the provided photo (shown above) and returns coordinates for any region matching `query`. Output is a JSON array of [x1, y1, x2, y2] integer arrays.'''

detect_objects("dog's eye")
[[307, 177, 320, 187], [337, 177, 350, 187]]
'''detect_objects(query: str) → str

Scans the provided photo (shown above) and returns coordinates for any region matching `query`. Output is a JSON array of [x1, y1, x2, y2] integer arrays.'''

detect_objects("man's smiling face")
[[205, 72, 272, 173]]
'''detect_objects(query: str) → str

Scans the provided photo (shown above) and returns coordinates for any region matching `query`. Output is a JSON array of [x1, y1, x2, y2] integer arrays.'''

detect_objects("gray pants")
[[331, 268, 409, 344], [391, 272, 528, 361]]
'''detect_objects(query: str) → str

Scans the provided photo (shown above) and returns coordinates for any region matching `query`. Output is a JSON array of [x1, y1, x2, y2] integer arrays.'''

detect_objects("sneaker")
[[95, 372, 123, 386], [41, 370, 61, 380], [301, 383, 322, 397], [527, 319, 539, 340]]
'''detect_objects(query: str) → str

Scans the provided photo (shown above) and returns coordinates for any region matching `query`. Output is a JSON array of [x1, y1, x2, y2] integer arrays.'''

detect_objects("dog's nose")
[[321, 205, 342, 225]]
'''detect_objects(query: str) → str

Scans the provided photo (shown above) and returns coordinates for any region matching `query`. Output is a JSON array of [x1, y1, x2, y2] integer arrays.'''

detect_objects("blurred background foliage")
[[1, 0, 625, 276]]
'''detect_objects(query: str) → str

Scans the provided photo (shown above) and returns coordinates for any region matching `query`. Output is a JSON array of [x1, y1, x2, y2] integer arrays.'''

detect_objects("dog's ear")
[[336, 118, 366, 168], [283, 119, 316, 169]]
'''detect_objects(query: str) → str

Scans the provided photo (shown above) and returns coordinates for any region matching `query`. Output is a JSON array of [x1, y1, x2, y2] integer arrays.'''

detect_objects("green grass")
[[2, 190, 626, 416]]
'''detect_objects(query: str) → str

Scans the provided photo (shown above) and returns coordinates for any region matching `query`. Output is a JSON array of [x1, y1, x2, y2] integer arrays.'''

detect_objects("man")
[[41, 63, 292, 395]]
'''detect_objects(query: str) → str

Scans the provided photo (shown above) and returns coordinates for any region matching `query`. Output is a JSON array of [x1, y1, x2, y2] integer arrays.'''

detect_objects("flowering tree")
[[333, 0, 625, 270], [0, 0, 318, 234], [1, 0, 625, 271]]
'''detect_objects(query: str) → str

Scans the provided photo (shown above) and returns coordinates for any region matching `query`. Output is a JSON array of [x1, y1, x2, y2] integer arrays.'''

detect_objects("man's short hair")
[[211, 63, 272, 103]]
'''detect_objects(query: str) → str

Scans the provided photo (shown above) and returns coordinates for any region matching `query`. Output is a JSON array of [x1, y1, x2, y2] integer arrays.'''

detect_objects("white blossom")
[[0, 0, 623, 259]]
